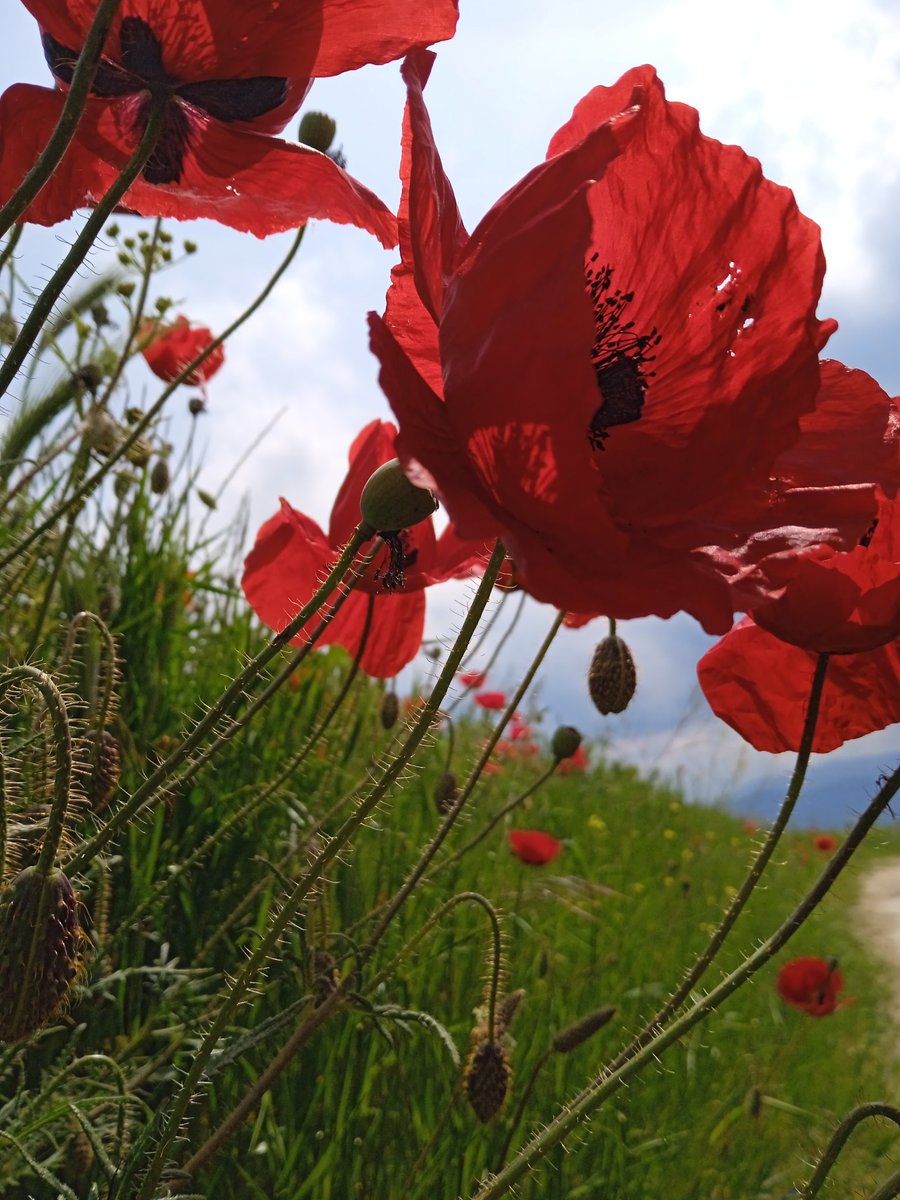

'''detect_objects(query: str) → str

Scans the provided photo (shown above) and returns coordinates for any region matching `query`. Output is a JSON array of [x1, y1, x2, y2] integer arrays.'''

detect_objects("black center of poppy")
[[41, 20, 288, 186], [376, 532, 418, 592], [585, 256, 661, 450]]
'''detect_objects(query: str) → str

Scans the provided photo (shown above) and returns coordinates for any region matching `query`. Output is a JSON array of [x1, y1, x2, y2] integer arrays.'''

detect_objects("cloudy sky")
[[2, 1, 898, 822]]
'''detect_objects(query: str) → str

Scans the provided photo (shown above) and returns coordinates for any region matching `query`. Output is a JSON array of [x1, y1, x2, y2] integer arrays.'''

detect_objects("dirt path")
[[857, 859, 900, 1024]]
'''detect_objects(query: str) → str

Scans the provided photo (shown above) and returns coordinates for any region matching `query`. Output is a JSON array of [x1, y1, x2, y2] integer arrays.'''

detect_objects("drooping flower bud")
[[359, 459, 438, 533], [464, 1039, 510, 1123], [379, 691, 399, 730], [433, 771, 458, 815], [551, 725, 583, 762], [551, 1005, 616, 1054], [0, 867, 87, 1042], [588, 636, 637, 715], [298, 111, 338, 153]]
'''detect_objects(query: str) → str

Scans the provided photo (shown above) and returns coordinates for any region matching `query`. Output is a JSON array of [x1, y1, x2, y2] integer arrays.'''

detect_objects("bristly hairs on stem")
[[799, 1102, 900, 1199]]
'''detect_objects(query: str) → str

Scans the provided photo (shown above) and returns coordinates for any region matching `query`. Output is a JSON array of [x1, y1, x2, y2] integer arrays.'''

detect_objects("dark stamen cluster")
[[585, 255, 661, 449], [376, 531, 418, 592]]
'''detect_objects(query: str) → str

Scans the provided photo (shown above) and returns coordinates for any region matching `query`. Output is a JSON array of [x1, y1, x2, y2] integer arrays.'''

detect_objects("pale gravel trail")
[[856, 860, 900, 1029]]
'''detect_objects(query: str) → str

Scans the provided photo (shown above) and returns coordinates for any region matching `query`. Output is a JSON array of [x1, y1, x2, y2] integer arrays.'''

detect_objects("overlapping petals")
[[2, 1, 459, 238], [140, 313, 223, 384], [507, 829, 563, 866], [776, 957, 846, 1017], [369, 54, 894, 633], [241, 419, 477, 678], [697, 617, 900, 753]]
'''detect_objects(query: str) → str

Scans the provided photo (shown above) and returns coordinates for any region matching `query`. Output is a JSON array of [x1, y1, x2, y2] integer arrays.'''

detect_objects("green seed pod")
[[0, 867, 87, 1043], [587, 636, 637, 715], [124, 436, 152, 467], [0, 312, 18, 345], [379, 691, 399, 730], [150, 457, 171, 495], [464, 1039, 510, 1124], [551, 725, 583, 762], [298, 111, 338, 153], [84, 407, 120, 456], [552, 1005, 616, 1054], [359, 459, 438, 533]]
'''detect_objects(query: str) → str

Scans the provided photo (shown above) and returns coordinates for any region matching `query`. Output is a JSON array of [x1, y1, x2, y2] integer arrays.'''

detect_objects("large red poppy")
[[1, 1, 459, 239], [776, 956, 845, 1017], [369, 53, 893, 632], [241, 419, 475, 678], [697, 616, 900, 753]]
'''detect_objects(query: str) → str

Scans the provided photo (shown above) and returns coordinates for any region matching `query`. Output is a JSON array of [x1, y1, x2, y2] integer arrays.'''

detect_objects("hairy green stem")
[[800, 1103, 900, 1198], [869, 1167, 900, 1200], [470, 760, 900, 1200], [0, 0, 123, 237]]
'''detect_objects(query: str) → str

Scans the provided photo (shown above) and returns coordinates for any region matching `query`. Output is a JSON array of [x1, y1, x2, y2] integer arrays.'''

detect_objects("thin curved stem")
[[800, 1103, 900, 1199], [0, 0, 124, 237]]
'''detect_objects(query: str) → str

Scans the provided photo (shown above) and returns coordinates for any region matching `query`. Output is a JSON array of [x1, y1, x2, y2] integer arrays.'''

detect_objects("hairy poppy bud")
[[551, 725, 583, 762], [433, 771, 458, 815], [552, 1005, 616, 1053], [0, 867, 87, 1042], [379, 691, 399, 730], [0, 312, 18, 345], [80, 730, 121, 814], [188, 396, 206, 416], [150, 457, 171, 495], [298, 111, 338, 153], [497, 988, 526, 1033], [359, 459, 438, 533], [464, 1039, 510, 1123], [588, 636, 637, 715], [84, 407, 120, 456], [125, 436, 152, 468]]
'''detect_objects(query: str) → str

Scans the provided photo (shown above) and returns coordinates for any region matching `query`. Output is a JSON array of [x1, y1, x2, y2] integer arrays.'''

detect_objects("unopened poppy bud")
[[150, 457, 171, 495], [552, 1005, 616, 1054], [113, 470, 136, 499], [0, 312, 18, 344], [551, 725, 583, 762], [80, 730, 121, 814], [197, 488, 217, 510], [124, 436, 152, 468], [298, 111, 338, 153], [359, 458, 438, 533], [188, 396, 206, 416], [588, 636, 637, 715], [84, 407, 120, 456], [433, 771, 458, 814], [464, 1039, 510, 1124], [76, 363, 103, 394], [379, 691, 399, 730], [117, 281, 135, 299], [497, 988, 526, 1032]]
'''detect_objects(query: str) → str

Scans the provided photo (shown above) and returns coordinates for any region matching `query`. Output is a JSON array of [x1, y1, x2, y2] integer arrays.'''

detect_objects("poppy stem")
[[62, 523, 371, 876], [471, 760, 900, 1200], [0, 220, 308, 576], [0, 0, 125, 238], [800, 1102, 900, 1198], [867, 1166, 900, 1200], [139, 542, 507, 1193], [601, 651, 830, 1080], [0, 100, 166, 402]]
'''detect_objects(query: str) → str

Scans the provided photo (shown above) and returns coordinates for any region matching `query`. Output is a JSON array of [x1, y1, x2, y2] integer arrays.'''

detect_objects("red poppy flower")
[[776, 956, 845, 1017], [1, 2, 458, 239], [368, 54, 896, 632], [140, 314, 224, 384], [474, 691, 507, 711], [697, 616, 900, 752], [459, 670, 486, 688], [812, 834, 838, 853], [556, 744, 588, 774], [508, 829, 563, 866], [241, 419, 469, 678]]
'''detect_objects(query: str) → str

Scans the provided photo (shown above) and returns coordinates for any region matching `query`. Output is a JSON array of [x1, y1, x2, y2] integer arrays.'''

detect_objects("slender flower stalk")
[[800, 1103, 900, 1199], [0, 0, 123, 237], [471, 762, 900, 1200]]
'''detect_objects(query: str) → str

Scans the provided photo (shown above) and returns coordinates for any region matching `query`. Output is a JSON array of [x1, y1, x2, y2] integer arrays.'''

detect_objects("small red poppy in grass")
[[698, 616, 900, 753], [812, 834, 839, 853], [776, 956, 846, 1017], [459, 670, 486, 688], [368, 53, 893, 632], [508, 721, 533, 741], [474, 691, 507, 711], [508, 830, 563, 866], [241, 419, 473, 679], [1, 1, 458, 239], [140, 315, 224, 385]]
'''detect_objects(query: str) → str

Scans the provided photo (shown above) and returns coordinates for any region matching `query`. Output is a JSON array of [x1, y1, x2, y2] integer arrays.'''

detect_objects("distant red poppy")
[[474, 691, 507, 711], [241, 419, 470, 678], [812, 834, 839, 853], [508, 829, 563, 866], [140, 315, 224, 385], [698, 616, 900, 753], [1, 1, 459, 238], [556, 744, 588, 774], [776, 956, 845, 1017], [459, 671, 486, 688], [508, 721, 532, 741], [368, 54, 892, 632]]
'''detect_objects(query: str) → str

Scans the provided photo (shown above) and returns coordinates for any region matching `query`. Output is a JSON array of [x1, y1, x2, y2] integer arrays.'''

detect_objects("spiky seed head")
[[80, 730, 121, 814], [464, 1039, 510, 1123], [433, 771, 458, 815], [379, 691, 399, 730], [552, 1005, 616, 1054], [298, 111, 338, 153], [359, 459, 438, 533], [587, 636, 637, 715], [551, 725, 583, 762], [0, 867, 87, 1043]]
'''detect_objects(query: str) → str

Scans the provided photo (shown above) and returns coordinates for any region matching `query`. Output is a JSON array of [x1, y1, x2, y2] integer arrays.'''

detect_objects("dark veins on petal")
[[585, 255, 661, 450], [41, 19, 288, 184]]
